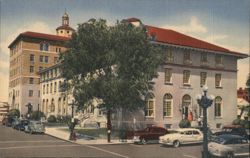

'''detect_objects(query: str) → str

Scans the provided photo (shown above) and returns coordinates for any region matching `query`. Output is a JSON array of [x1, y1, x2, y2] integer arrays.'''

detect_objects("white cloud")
[[0, 21, 53, 102], [162, 16, 207, 34], [204, 35, 228, 44]]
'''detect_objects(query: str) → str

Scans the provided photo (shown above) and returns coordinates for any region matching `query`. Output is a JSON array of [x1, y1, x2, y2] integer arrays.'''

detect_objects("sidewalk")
[[45, 127, 133, 145]]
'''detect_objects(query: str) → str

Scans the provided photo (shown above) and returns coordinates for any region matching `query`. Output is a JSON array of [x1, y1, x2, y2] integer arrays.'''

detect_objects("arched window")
[[163, 93, 173, 117], [46, 99, 49, 113], [145, 93, 155, 117], [215, 96, 222, 117], [42, 99, 45, 113], [182, 95, 191, 119]]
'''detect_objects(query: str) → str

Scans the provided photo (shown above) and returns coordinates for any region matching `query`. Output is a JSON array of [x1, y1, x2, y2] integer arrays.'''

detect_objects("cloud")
[[0, 21, 53, 102], [162, 16, 207, 34], [204, 35, 228, 44]]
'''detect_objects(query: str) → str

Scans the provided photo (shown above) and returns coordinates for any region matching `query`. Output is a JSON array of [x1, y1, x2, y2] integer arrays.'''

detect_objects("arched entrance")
[[182, 95, 191, 119]]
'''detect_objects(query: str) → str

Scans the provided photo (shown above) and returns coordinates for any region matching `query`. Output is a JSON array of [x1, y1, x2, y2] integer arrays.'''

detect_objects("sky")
[[0, 0, 249, 102]]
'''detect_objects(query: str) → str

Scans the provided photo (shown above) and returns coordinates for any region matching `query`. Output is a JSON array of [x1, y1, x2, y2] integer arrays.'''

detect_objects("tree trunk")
[[107, 109, 112, 143]]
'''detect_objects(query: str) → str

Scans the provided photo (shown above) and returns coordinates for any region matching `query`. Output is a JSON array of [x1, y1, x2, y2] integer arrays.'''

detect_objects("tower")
[[56, 10, 75, 37]]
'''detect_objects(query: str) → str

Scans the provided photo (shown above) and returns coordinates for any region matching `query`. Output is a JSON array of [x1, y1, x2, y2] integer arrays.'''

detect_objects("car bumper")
[[159, 139, 173, 145]]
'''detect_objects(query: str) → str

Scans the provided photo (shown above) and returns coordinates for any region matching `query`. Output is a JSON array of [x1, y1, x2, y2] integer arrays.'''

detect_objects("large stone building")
[[8, 12, 74, 115], [123, 18, 248, 129]]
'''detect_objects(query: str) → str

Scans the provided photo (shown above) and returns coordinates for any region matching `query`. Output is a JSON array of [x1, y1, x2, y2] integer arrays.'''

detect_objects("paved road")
[[0, 125, 202, 158]]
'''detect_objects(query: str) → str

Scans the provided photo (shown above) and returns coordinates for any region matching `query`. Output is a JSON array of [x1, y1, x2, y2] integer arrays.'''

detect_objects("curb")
[[45, 127, 134, 145]]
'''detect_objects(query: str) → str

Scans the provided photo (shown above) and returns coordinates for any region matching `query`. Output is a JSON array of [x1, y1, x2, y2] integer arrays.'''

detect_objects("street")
[[0, 125, 202, 158]]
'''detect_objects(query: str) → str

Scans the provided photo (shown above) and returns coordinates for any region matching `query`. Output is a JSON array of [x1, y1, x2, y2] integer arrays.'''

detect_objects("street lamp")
[[68, 99, 76, 140], [196, 85, 214, 158]]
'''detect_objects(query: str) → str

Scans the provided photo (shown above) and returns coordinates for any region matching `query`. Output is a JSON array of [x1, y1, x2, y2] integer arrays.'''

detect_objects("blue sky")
[[0, 0, 249, 101]]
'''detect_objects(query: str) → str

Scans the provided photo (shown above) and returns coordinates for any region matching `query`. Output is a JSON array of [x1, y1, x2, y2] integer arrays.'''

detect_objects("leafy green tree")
[[246, 73, 250, 101], [8, 109, 20, 118], [61, 19, 164, 142]]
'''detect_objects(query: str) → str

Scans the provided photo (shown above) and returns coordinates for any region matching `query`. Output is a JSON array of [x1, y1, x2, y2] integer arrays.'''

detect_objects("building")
[[118, 18, 248, 129], [8, 11, 74, 115], [0, 102, 9, 121]]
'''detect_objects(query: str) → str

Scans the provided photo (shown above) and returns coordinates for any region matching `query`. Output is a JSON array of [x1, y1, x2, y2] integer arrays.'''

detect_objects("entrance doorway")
[[182, 95, 191, 119]]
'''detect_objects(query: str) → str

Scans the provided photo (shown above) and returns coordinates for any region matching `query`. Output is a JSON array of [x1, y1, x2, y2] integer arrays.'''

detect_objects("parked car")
[[11, 118, 20, 129], [213, 125, 248, 139], [14, 119, 29, 131], [25, 121, 45, 134], [159, 128, 203, 147], [133, 126, 168, 144], [208, 134, 250, 158], [2, 116, 14, 127]]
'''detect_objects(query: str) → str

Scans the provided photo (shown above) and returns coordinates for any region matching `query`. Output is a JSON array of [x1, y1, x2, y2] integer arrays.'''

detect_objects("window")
[[39, 55, 43, 62], [29, 90, 33, 97], [30, 66, 34, 73], [40, 42, 49, 51], [45, 56, 49, 63], [215, 54, 223, 65], [50, 70, 53, 78], [50, 83, 53, 93], [46, 84, 49, 94], [163, 93, 173, 117], [215, 96, 222, 117], [55, 68, 58, 77], [59, 81, 62, 92], [38, 90, 40, 97], [50, 98, 55, 112], [215, 74, 222, 87], [200, 72, 207, 87], [145, 93, 154, 117], [183, 51, 192, 64], [165, 68, 172, 84], [56, 48, 61, 52], [183, 70, 190, 85], [54, 82, 57, 92], [201, 53, 208, 63], [29, 78, 34, 84], [166, 49, 174, 63], [30, 54, 35, 62], [43, 85, 45, 94]]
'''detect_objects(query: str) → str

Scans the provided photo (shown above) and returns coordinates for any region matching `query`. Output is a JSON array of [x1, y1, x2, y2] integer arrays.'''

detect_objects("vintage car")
[[14, 119, 29, 131], [159, 128, 203, 147], [133, 126, 168, 144], [213, 125, 248, 140], [208, 134, 250, 158], [25, 121, 45, 134]]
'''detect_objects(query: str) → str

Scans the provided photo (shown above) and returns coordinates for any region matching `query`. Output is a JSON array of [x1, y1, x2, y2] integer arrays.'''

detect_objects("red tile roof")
[[145, 25, 247, 57], [124, 18, 247, 58], [8, 31, 70, 48]]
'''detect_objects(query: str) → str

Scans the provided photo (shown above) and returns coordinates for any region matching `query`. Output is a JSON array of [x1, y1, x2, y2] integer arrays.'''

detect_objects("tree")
[[246, 73, 250, 101], [61, 19, 164, 142]]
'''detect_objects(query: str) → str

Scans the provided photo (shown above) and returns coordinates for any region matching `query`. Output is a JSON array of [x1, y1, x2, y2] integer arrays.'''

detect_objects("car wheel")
[[173, 140, 180, 148], [225, 152, 234, 158], [140, 138, 147, 145]]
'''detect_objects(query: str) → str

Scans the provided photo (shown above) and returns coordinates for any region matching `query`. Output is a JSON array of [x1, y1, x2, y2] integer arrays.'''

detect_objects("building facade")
[[8, 12, 74, 115], [120, 18, 248, 129]]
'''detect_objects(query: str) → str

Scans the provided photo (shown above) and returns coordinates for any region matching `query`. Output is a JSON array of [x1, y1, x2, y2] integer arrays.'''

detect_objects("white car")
[[159, 128, 203, 147], [208, 134, 249, 158]]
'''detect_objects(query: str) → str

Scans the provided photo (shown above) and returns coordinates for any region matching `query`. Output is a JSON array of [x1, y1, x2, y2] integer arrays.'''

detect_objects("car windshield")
[[211, 137, 225, 144]]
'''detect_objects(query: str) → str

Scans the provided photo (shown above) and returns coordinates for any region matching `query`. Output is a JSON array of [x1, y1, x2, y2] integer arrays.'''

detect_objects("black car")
[[14, 120, 29, 131], [213, 125, 248, 139]]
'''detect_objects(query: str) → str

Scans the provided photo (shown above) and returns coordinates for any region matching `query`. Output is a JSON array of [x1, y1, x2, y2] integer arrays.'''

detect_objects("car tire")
[[140, 138, 147, 145], [173, 140, 180, 148], [225, 152, 234, 158]]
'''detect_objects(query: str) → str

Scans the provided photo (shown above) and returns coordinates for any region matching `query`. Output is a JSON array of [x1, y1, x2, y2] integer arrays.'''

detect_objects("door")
[[182, 130, 193, 143]]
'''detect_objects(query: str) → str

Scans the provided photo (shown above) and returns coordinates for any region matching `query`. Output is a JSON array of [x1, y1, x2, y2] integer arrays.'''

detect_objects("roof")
[[123, 18, 247, 58], [8, 31, 70, 48], [217, 134, 244, 140], [145, 25, 248, 58], [56, 25, 75, 31]]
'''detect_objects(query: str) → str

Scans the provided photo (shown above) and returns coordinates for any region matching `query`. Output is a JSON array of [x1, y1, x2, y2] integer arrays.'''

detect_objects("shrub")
[[30, 111, 45, 120], [8, 109, 20, 118], [179, 119, 191, 128], [47, 115, 57, 123]]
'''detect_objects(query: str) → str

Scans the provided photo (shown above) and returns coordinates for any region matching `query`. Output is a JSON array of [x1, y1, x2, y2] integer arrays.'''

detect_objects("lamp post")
[[196, 86, 214, 158], [68, 99, 75, 140]]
